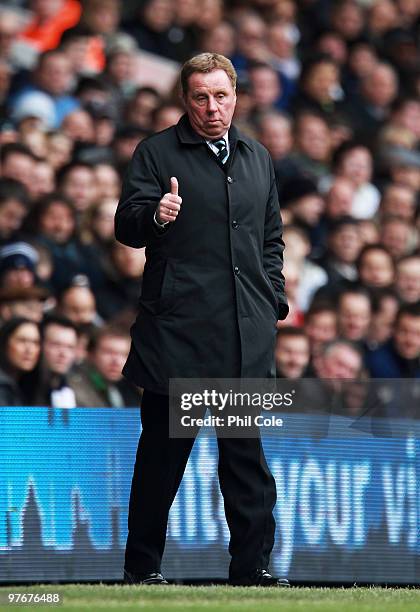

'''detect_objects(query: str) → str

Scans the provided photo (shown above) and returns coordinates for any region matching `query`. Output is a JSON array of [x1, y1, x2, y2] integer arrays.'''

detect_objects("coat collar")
[[175, 113, 254, 152]]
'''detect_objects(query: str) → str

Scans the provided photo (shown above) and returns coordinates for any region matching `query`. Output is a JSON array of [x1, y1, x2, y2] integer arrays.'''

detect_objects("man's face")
[[359, 250, 394, 287], [61, 287, 96, 325], [249, 67, 280, 109], [322, 345, 362, 379], [326, 179, 354, 218], [296, 116, 331, 161], [92, 335, 131, 382], [394, 314, 420, 360], [329, 225, 361, 264], [259, 116, 292, 160], [184, 69, 236, 139], [396, 258, 420, 303], [275, 335, 310, 379], [382, 185, 415, 220], [2, 153, 35, 191], [36, 54, 73, 97], [305, 311, 337, 351], [40, 202, 75, 244], [62, 167, 97, 213], [43, 323, 78, 375], [337, 294, 371, 341], [0, 199, 27, 239]]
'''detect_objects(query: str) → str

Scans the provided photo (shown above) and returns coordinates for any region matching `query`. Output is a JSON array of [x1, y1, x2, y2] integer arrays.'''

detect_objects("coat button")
[[234, 266, 240, 275], [227, 176, 233, 183], [232, 220, 239, 229]]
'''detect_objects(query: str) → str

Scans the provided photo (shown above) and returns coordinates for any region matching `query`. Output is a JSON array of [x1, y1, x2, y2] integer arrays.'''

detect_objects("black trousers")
[[124, 390, 277, 579]]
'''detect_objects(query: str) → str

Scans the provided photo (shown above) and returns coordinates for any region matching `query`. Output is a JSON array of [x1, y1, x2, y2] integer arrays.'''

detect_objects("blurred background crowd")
[[0, 0, 419, 413]]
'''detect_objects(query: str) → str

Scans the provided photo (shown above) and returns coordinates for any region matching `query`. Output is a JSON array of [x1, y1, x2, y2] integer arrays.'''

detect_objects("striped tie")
[[211, 138, 228, 163]]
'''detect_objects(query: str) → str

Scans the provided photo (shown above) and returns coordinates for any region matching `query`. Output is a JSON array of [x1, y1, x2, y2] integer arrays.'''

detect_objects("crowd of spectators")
[[0, 0, 418, 411]]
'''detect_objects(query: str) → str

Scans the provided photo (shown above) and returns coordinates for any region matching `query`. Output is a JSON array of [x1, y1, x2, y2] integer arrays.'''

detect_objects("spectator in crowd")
[[20, 0, 82, 53], [344, 62, 399, 140], [31, 158, 56, 200], [34, 314, 79, 407], [290, 110, 332, 179], [336, 287, 372, 343], [46, 130, 73, 170], [248, 62, 289, 114], [31, 193, 103, 292], [95, 240, 145, 321], [357, 243, 395, 289], [93, 164, 121, 199], [68, 324, 140, 406], [57, 278, 102, 327], [330, 1, 365, 45], [125, 86, 161, 131], [0, 285, 49, 324], [317, 217, 362, 291], [390, 97, 420, 141], [282, 224, 327, 311], [230, 12, 269, 71], [328, 141, 381, 219], [152, 101, 184, 133], [11, 50, 80, 128], [292, 54, 344, 118], [304, 302, 338, 359], [0, 10, 30, 72], [0, 178, 29, 244], [268, 20, 300, 82], [281, 175, 324, 250], [79, 197, 118, 267], [358, 219, 380, 246], [61, 109, 96, 144], [315, 338, 363, 380], [0, 143, 36, 195], [366, 302, 420, 378], [257, 111, 293, 164], [59, 25, 99, 78], [199, 21, 235, 58], [323, 177, 355, 221], [0, 316, 41, 406], [395, 254, 420, 304], [379, 182, 417, 223], [315, 30, 348, 68], [275, 326, 310, 379], [367, 288, 399, 349], [380, 216, 415, 260], [0, 242, 39, 290], [56, 161, 98, 214], [123, 0, 176, 61]]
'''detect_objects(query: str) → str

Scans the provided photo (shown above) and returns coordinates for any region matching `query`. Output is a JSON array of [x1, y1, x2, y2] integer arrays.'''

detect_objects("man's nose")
[[207, 96, 218, 113]]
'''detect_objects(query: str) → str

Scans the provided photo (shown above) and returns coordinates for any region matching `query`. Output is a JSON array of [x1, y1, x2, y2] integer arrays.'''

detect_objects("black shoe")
[[229, 569, 290, 587], [124, 569, 168, 585]]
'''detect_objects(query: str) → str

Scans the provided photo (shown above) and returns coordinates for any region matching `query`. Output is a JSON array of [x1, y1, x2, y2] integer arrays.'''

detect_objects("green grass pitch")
[[1, 584, 420, 612]]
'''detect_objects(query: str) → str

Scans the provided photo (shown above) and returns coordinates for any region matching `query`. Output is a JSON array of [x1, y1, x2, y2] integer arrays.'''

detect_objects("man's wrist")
[[153, 210, 169, 228]]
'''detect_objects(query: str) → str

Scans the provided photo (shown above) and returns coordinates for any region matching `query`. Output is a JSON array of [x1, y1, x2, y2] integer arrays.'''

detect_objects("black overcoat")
[[115, 114, 288, 394]]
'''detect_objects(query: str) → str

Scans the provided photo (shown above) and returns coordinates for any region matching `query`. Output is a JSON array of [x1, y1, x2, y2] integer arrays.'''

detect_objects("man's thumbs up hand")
[[157, 176, 182, 224]]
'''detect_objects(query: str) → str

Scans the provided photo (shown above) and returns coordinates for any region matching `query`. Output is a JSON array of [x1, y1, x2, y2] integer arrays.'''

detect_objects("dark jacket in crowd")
[[365, 340, 420, 378], [67, 364, 140, 407], [0, 367, 26, 406], [115, 114, 289, 394]]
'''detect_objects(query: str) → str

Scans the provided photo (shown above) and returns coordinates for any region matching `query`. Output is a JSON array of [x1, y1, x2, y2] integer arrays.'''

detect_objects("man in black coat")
[[115, 53, 289, 587]]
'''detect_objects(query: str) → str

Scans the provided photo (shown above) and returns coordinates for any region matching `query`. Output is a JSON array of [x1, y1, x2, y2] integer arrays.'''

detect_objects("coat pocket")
[[139, 257, 177, 316], [261, 267, 279, 313]]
